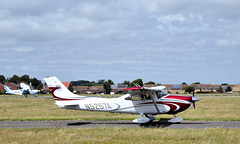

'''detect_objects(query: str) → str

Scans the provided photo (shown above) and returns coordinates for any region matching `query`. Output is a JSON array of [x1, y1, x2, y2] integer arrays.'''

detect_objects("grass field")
[[0, 96, 239, 121], [0, 96, 240, 143], [0, 128, 239, 143]]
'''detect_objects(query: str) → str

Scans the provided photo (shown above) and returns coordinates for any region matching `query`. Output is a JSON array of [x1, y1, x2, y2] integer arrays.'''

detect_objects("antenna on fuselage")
[[134, 83, 141, 87]]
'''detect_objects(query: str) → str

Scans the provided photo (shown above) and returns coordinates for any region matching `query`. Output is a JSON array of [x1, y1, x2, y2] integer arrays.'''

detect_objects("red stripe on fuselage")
[[140, 95, 191, 114], [53, 96, 84, 101], [161, 95, 191, 114], [48, 87, 84, 101], [164, 102, 191, 114], [164, 95, 192, 101]]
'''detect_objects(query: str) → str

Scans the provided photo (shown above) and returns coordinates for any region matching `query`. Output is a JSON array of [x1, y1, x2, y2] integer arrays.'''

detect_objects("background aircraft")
[[44, 76, 200, 124], [4, 85, 23, 96], [4, 83, 40, 97]]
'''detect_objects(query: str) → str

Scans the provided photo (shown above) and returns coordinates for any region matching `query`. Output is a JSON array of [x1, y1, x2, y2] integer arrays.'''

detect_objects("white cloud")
[[216, 39, 240, 48], [11, 46, 34, 52], [0, 0, 240, 84], [157, 14, 185, 24], [0, 46, 34, 52]]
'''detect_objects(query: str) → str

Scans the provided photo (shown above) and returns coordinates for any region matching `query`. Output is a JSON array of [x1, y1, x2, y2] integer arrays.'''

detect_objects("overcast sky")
[[1, 0, 240, 84]]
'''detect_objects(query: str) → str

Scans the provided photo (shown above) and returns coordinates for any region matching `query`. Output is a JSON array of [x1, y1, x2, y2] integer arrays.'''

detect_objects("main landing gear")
[[168, 114, 183, 123], [133, 114, 183, 124], [133, 113, 156, 124]]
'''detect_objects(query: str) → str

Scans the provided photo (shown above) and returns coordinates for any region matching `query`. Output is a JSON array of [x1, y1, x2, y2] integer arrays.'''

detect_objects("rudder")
[[44, 76, 83, 100]]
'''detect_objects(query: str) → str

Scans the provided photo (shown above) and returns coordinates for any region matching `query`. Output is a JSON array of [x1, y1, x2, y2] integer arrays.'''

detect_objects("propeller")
[[192, 89, 200, 109]]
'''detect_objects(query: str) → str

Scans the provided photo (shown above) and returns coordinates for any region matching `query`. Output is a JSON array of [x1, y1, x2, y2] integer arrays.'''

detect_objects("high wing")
[[20, 83, 31, 90], [122, 86, 166, 91], [20, 83, 40, 97]]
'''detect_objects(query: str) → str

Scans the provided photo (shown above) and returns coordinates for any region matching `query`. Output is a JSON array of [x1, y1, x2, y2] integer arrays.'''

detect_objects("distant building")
[[0, 83, 20, 93], [44, 82, 72, 93], [72, 86, 104, 94], [161, 83, 236, 94], [72, 86, 89, 93], [232, 84, 240, 94], [6, 83, 19, 90], [88, 86, 104, 94], [62, 82, 71, 89], [42, 81, 239, 95], [211, 85, 221, 93], [143, 84, 155, 87], [221, 84, 236, 93], [191, 84, 212, 93], [161, 84, 183, 94], [111, 85, 128, 94], [0, 83, 4, 92]]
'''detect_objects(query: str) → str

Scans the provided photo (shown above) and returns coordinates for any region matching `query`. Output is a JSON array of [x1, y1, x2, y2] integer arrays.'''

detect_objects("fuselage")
[[44, 76, 200, 123], [51, 86, 192, 115], [4, 86, 22, 95]]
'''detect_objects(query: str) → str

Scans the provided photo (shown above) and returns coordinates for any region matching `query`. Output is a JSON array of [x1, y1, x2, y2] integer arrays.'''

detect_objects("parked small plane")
[[4, 85, 23, 96], [44, 76, 200, 123], [4, 83, 40, 97]]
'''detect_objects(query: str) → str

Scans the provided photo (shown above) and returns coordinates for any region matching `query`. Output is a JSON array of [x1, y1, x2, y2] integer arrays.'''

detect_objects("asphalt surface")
[[1, 121, 240, 129]]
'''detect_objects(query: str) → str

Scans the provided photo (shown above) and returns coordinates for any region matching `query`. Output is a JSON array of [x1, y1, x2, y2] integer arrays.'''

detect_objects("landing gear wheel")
[[168, 115, 183, 123]]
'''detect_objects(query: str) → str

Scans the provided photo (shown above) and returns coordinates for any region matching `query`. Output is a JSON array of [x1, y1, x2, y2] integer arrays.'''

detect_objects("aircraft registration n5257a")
[[44, 77, 200, 123]]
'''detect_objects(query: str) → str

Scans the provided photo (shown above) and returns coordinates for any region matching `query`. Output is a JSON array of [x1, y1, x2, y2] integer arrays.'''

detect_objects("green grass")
[[0, 97, 239, 121], [0, 128, 239, 144], [0, 96, 239, 143], [178, 97, 240, 121]]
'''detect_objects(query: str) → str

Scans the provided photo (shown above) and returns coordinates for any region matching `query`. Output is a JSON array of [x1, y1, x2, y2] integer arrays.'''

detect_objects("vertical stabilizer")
[[4, 85, 12, 94], [44, 76, 86, 101]]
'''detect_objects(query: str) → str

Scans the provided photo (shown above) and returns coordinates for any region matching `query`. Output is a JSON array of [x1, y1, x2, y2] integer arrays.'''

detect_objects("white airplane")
[[44, 76, 200, 123], [20, 83, 40, 97], [4, 85, 23, 96], [4, 83, 40, 97]]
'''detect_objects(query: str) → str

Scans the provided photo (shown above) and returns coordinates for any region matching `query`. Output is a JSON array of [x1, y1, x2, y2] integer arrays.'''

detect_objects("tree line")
[[71, 78, 152, 94], [0, 75, 42, 90], [1, 74, 233, 94]]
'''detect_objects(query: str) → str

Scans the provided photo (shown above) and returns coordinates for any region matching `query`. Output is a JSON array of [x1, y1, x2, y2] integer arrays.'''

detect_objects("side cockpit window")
[[125, 90, 152, 101], [140, 93, 151, 100], [125, 93, 139, 101], [156, 90, 168, 99]]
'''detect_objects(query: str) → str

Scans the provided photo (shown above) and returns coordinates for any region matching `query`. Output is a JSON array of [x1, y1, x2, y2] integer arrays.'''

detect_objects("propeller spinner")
[[192, 90, 200, 109]]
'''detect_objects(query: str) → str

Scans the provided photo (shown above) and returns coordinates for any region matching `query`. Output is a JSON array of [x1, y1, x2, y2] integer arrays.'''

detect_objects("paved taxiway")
[[1, 121, 240, 129]]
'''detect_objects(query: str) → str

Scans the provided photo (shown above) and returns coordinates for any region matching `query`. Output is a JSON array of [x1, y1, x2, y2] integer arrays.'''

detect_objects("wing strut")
[[150, 92, 160, 114]]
